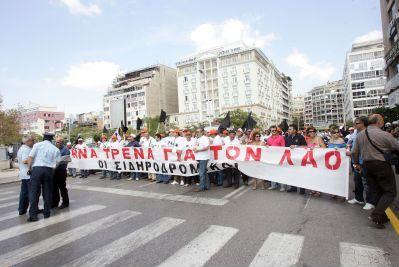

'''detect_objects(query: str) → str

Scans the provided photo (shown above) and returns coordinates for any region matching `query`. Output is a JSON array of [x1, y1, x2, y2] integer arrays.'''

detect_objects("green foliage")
[[372, 105, 399, 123], [218, 109, 265, 130], [0, 108, 21, 145], [345, 119, 353, 128]]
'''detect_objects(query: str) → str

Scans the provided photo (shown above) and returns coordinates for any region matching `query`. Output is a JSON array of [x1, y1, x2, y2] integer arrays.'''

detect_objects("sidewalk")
[[0, 168, 20, 185]]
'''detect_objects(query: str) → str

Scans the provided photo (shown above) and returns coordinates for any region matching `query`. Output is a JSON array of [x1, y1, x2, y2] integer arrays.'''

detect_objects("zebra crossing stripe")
[[0, 211, 19, 223], [0, 204, 106, 242], [63, 217, 185, 267], [0, 201, 18, 209], [158, 225, 238, 267], [249, 232, 304, 267], [340, 242, 391, 267], [69, 184, 228, 206], [0, 195, 18, 202], [0, 192, 16, 196], [0, 210, 140, 267]]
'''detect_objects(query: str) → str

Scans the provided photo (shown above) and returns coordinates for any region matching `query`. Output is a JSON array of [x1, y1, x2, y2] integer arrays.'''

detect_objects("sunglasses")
[[308, 130, 316, 133], [332, 132, 339, 134], [255, 135, 261, 137], [271, 130, 277, 132]]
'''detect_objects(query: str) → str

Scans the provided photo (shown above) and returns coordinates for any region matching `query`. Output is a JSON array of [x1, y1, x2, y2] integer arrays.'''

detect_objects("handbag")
[[365, 129, 398, 165]]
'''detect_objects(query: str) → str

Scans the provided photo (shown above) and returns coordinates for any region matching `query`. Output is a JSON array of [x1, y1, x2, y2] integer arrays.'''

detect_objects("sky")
[[0, 0, 383, 115]]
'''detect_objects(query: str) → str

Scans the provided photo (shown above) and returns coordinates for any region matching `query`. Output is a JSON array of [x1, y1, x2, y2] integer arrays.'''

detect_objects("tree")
[[372, 105, 399, 123], [292, 117, 304, 129], [218, 109, 265, 130], [0, 108, 21, 145]]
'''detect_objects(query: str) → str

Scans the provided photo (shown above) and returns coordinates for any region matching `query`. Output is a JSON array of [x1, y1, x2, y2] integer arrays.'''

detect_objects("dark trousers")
[[225, 168, 241, 188], [353, 168, 373, 204], [53, 168, 69, 208], [29, 166, 53, 218], [363, 161, 397, 223], [18, 179, 31, 213]]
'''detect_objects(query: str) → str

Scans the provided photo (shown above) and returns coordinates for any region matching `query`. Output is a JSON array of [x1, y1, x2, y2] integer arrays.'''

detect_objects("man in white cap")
[[76, 138, 88, 178], [17, 135, 35, 215]]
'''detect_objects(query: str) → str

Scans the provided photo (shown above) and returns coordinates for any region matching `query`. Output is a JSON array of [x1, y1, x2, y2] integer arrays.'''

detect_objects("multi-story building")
[[342, 39, 388, 122], [380, 0, 399, 107], [75, 111, 103, 129], [304, 80, 345, 129], [291, 95, 305, 124], [103, 65, 178, 129], [20, 102, 65, 135], [170, 42, 291, 128]]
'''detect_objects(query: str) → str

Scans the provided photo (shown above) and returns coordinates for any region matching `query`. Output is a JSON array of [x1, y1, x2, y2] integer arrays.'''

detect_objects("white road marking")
[[304, 195, 311, 210], [222, 181, 253, 199], [0, 204, 106, 242], [249, 232, 304, 267], [158, 225, 238, 267], [0, 191, 16, 196], [139, 181, 156, 188], [0, 210, 140, 267], [0, 211, 19, 223], [0, 200, 74, 223], [0, 201, 18, 209], [232, 187, 251, 200], [63, 217, 185, 267], [0, 195, 18, 202], [340, 242, 391, 267], [69, 185, 228, 206]]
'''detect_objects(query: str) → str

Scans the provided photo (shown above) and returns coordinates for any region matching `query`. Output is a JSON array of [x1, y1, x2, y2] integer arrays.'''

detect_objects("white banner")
[[68, 146, 350, 197]]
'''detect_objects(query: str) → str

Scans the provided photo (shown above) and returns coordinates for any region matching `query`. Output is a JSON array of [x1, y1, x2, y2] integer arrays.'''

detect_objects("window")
[[183, 76, 188, 83], [232, 77, 238, 84], [185, 96, 188, 102]]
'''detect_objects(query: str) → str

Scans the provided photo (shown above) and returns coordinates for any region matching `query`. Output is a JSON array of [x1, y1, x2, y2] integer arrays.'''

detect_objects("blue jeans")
[[198, 160, 210, 190], [101, 170, 108, 178], [68, 168, 76, 177], [216, 171, 224, 186], [80, 169, 89, 178], [110, 171, 121, 180], [130, 172, 140, 179], [157, 174, 170, 183], [19, 179, 31, 213]]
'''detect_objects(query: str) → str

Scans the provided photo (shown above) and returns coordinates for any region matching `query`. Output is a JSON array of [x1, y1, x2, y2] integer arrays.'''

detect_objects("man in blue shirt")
[[52, 137, 71, 209], [27, 132, 60, 221], [17, 135, 35, 215]]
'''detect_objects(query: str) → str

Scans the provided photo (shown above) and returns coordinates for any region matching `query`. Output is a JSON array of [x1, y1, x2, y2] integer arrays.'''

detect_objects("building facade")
[[170, 42, 292, 128], [342, 39, 388, 122], [291, 95, 305, 124], [75, 111, 103, 129], [304, 80, 345, 129], [20, 103, 65, 135], [103, 65, 178, 129], [380, 0, 399, 107]]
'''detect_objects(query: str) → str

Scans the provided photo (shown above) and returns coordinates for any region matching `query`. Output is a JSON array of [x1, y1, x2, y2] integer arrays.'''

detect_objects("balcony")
[[385, 72, 399, 93]]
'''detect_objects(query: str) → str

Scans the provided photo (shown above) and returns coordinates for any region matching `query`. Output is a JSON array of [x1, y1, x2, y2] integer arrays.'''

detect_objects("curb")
[[386, 207, 399, 236]]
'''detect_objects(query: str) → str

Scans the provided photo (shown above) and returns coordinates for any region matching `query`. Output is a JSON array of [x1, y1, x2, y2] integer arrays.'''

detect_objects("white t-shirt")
[[162, 136, 176, 147], [183, 138, 197, 149], [212, 135, 225, 146], [225, 137, 240, 146], [140, 136, 156, 148], [175, 136, 186, 150], [195, 135, 210, 160]]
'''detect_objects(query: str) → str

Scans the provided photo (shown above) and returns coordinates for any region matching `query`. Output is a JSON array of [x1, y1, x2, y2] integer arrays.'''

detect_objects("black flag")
[[242, 112, 257, 132], [121, 120, 128, 134], [102, 126, 108, 134], [218, 111, 231, 132], [279, 119, 289, 133], [159, 109, 167, 123], [136, 117, 143, 130]]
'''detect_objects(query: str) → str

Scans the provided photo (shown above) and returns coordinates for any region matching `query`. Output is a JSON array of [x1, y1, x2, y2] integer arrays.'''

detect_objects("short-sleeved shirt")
[[56, 145, 70, 171], [212, 135, 225, 146], [225, 138, 240, 146], [285, 134, 307, 147], [195, 135, 210, 160], [29, 140, 60, 168], [267, 135, 285, 147], [17, 145, 31, 180]]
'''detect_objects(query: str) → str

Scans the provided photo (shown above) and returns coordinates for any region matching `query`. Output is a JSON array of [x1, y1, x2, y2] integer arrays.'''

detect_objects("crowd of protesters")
[[15, 114, 399, 228]]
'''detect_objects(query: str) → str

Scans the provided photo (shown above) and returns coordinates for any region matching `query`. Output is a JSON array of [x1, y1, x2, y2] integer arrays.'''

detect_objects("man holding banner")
[[193, 127, 210, 192]]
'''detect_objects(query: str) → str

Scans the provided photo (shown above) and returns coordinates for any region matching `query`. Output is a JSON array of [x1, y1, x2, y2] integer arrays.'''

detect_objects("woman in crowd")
[[266, 125, 286, 191], [327, 128, 346, 149], [248, 131, 266, 190], [305, 126, 326, 197]]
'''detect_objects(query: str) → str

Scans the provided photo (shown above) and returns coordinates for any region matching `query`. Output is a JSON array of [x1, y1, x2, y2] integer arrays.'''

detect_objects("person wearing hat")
[[193, 127, 211, 192], [27, 132, 60, 221], [224, 130, 241, 189], [76, 138, 89, 178], [126, 134, 141, 181], [66, 142, 77, 178]]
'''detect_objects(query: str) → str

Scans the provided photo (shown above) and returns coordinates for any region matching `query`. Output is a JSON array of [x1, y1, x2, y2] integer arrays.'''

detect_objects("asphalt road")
[[0, 173, 398, 267]]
